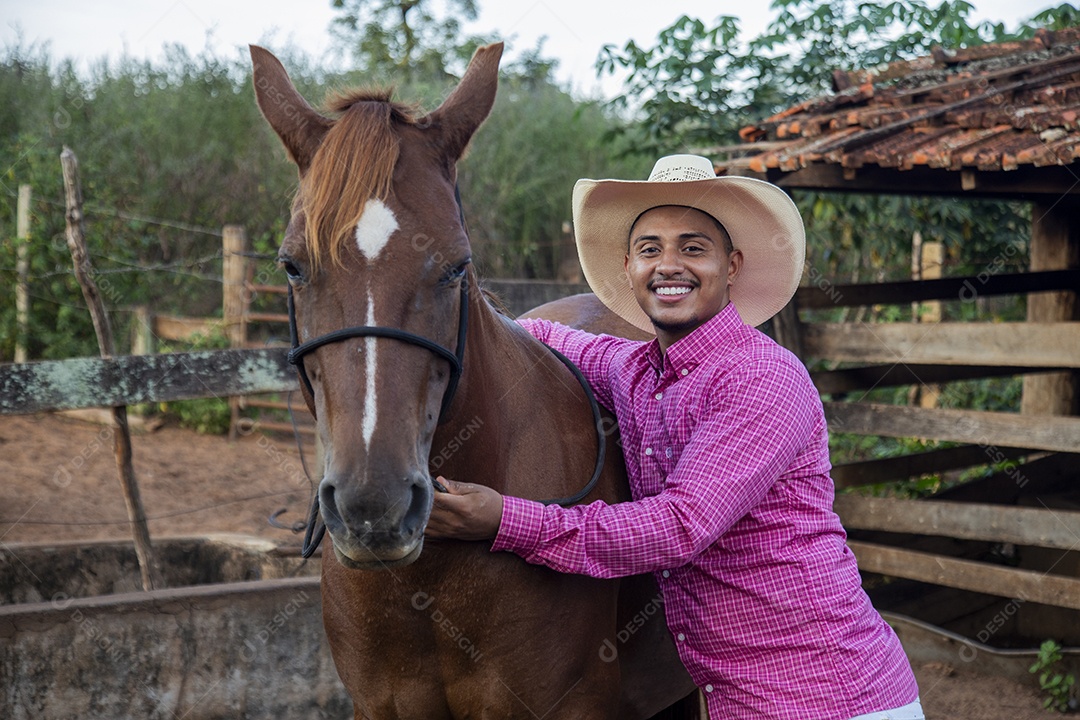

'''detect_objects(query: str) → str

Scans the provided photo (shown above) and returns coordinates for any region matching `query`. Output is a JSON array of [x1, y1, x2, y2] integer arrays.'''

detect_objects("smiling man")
[[625, 203, 739, 349], [427, 155, 922, 720]]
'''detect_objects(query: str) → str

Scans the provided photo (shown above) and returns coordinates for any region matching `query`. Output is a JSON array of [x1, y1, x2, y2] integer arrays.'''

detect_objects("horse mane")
[[479, 285, 512, 317], [299, 88, 421, 269]]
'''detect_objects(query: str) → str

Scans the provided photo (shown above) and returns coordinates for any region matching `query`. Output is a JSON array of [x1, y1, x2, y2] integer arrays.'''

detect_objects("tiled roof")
[[718, 28, 1080, 177]]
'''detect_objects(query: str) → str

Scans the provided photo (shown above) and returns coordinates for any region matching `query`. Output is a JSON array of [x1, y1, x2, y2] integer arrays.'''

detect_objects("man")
[[427, 155, 922, 720]]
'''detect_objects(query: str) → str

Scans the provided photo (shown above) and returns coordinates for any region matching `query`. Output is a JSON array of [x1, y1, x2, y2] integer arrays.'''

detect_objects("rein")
[[284, 190, 605, 559]]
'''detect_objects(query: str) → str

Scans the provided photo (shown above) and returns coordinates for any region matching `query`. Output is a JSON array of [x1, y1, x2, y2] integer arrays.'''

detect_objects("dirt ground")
[[0, 412, 1057, 720]]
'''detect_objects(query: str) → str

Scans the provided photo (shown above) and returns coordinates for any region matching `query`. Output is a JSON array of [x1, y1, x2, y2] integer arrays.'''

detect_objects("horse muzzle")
[[318, 470, 433, 569]]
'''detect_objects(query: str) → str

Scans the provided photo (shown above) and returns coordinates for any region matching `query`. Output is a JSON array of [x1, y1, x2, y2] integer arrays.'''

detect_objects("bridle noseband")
[[284, 189, 605, 559], [287, 279, 469, 423]]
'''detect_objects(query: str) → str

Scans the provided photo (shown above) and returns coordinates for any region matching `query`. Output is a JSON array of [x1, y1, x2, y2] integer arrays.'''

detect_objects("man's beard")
[[650, 314, 701, 335]]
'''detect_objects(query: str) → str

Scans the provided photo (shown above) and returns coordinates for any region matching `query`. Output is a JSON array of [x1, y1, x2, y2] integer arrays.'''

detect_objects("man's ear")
[[727, 249, 744, 285]]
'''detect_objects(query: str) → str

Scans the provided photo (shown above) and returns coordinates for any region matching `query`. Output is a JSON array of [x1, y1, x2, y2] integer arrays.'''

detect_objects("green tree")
[[597, 15, 757, 157], [596, 0, 1068, 293], [1, 3, 649, 364], [597, 0, 1059, 155], [328, 0, 650, 278], [330, 0, 490, 87], [0, 41, 305, 360]]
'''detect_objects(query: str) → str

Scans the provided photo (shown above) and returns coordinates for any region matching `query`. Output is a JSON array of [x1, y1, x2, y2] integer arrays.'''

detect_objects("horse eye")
[[442, 259, 471, 284], [279, 258, 303, 283]]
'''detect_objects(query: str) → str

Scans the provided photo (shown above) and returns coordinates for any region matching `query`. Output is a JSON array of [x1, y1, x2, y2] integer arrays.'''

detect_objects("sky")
[[2, 0, 1053, 99]]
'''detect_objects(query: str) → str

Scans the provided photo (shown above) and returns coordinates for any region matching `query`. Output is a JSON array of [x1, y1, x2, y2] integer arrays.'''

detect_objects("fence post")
[[1022, 200, 1080, 416], [15, 184, 31, 363], [130, 305, 155, 356], [222, 225, 249, 349], [918, 241, 943, 409], [61, 146, 158, 592], [223, 225, 249, 440]]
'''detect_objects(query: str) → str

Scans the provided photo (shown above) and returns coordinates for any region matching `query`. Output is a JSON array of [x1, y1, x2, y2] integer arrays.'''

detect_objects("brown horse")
[[251, 42, 696, 719]]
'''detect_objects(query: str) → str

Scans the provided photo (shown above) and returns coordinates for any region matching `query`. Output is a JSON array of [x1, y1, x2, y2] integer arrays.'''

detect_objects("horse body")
[[251, 42, 694, 719]]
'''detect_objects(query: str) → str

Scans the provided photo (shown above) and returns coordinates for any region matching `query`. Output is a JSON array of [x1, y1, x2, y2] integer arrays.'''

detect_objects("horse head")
[[251, 43, 503, 570]]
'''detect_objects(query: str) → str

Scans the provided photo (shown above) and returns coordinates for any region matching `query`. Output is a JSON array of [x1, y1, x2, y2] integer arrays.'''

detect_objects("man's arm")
[[476, 356, 821, 578]]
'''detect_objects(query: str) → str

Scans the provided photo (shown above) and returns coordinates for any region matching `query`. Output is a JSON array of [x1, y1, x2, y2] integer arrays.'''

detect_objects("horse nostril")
[[401, 478, 432, 536], [319, 481, 342, 529]]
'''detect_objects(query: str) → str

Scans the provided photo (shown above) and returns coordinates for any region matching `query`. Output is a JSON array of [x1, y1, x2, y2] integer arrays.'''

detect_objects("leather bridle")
[[287, 279, 468, 423], [284, 190, 606, 559]]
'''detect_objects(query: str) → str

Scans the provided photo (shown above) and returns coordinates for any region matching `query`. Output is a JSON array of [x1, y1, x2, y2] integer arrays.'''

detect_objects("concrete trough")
[[0, 536, 349, 719]]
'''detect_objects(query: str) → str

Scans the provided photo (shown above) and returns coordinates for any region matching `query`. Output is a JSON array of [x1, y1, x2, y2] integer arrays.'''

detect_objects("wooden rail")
[[803, 322, 1080, 368], [849, 541, 1080, 611], [810, 364, 1064, 395], [836, 496, 1080, 551], [0, 349, 295, 415], [795, 268, 1080, 309], [830, 445, 1030, 488], [825, 402, 1080, 454]]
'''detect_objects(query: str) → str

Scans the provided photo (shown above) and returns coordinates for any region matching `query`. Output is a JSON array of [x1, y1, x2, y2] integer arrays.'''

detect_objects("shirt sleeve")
[[492, 355, 822, 578], [515, 318, 628, 412]]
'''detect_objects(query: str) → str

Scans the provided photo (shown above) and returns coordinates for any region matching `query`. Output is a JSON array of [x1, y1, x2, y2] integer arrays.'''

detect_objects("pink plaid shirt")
[[498, 303, 918, 719]]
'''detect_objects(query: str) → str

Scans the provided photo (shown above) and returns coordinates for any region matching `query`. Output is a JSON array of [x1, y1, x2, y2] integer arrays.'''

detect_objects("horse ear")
[[250, 45, 332, 174], [423, 42, 504, 163]]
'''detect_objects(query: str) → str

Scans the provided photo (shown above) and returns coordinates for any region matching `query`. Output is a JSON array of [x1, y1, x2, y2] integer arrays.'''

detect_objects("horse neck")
[[432, 281, 604, 501]]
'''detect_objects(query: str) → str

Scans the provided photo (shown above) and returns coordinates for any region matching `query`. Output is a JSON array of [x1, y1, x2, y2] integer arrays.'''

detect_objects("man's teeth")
[[655, 286, 691, 296]]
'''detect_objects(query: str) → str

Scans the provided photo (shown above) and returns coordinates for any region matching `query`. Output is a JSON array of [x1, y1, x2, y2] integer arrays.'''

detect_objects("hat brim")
[[572, 175, 806, 331]]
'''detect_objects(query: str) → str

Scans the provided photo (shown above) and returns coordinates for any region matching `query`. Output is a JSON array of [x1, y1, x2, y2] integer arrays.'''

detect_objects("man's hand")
[[426, 477, 504, 541]]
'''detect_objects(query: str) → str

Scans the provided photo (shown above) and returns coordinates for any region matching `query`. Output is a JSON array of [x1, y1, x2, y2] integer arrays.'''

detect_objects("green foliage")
[[751, 0, 1018, 98], [1, 11, 645, 362], [163, 396, 232, 435], [330, 0, 490, 84], [459, 71, 649, 278], [156, 328, 232, 434], [596, 15, 752, 155], [326, 1, 650, 278], [1029, 3, 1080, 31], [1029, 640, 1077, 712], [599, 0, 1070, 152], [0, 40, 302, 361], [800, 194, 1031, 289]]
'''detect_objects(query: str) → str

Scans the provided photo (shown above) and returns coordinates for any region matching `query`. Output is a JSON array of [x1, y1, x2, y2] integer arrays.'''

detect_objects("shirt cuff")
[[491, 495, 545, 554]]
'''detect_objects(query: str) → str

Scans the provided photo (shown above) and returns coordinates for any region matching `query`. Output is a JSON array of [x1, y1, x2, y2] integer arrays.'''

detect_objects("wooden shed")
[[713, 28, 1080, 662]]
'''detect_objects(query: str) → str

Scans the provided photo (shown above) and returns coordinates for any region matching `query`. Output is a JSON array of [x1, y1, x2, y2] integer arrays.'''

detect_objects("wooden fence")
[[3, 225, 1078, 631], [775, 265, 1080, 626]]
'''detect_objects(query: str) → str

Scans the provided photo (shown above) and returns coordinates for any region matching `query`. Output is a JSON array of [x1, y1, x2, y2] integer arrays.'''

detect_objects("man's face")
[[624, 205, 742, 350]]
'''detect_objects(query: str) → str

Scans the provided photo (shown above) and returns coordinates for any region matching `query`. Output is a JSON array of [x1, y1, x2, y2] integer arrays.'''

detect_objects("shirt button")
[[677, 633, 685, 642], [654, 392, 663, 400], [705, 684, 714, 693], [645, 447, 653, 456], [681, 368, 689, 376], [665, 447, 672, 458], [661, 570, 670, 578]]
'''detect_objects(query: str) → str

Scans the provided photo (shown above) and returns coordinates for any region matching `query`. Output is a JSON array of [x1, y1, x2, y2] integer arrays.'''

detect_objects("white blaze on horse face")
[[363, 292, 378, 451], [354, 198, 398, 260], [354, 200, 395, 452]]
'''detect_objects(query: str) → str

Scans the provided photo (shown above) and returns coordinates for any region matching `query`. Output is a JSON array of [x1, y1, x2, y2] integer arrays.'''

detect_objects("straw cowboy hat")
[[572, 154, 806, 331]]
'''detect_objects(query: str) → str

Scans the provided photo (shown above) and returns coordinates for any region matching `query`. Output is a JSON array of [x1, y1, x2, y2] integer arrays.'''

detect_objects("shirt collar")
[[644, 302, 746, 375]]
